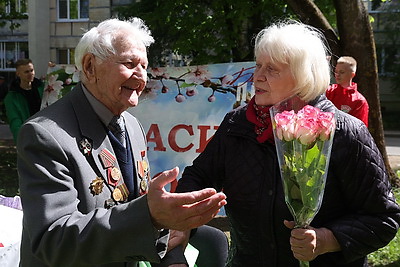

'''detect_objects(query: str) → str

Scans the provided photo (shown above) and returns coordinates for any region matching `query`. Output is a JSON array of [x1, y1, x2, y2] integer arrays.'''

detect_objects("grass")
[[0, 139, 18, 196], [367, 186, 400, 267], [1, 139, 400, 266]]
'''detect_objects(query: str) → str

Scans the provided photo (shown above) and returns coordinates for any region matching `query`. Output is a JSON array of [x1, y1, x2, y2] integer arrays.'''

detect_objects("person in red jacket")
[[326, 56, 369, 127]]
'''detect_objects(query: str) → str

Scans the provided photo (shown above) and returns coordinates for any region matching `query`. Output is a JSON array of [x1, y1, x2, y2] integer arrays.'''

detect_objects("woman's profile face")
[[253, 53, 296, 106]]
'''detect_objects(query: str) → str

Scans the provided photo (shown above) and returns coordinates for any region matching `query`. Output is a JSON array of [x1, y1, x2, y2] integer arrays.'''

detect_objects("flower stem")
[[299, 260, 310, 267]]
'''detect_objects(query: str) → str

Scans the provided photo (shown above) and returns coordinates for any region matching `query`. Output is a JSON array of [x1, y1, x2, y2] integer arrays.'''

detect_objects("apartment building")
[[0, 0, 126, 79]]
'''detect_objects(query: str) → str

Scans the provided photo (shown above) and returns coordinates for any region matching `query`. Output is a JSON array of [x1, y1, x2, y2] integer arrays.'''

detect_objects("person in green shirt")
[[4, 59, 44, 143]]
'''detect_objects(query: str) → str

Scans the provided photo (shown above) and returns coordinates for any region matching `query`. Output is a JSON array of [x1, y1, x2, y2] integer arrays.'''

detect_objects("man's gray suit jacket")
[[17, 83, 167, 267]]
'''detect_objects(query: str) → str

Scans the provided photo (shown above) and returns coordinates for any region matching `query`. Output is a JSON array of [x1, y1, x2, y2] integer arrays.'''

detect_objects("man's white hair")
[[74, 18, 154, 71]]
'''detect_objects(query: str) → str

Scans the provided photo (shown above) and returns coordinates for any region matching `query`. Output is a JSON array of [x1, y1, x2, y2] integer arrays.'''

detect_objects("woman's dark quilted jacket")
[[176, 95, 400, 267]]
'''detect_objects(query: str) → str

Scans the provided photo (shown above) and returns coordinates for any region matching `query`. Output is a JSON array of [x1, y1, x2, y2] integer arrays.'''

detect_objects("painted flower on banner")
[[220, 74, 234, 87], [65, 65, 80, 83], [151, 67, 170, 79], [41, 64, 80, 109], [185, 86, 197, 97], [271, 99, 336, 267], [43, 74, 64, 106], [145, 64, 255, 105], [184, 66, 212, 85]]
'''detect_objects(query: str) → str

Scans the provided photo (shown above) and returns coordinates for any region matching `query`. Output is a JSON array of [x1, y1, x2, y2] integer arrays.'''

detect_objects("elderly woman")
[[176, 21, 400, 266]]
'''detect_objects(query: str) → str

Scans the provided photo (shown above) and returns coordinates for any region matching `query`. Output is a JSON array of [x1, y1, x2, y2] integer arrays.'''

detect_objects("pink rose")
[[295, 116, 320, 145], [274, 105, 335, 146], [297, 105, 320, 119], [274, 110, 297, 141], [317, 112, 335, 141]]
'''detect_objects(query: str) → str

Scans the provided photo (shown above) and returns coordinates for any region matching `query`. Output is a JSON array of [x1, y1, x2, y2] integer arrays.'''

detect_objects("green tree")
[[116, 0, 291, 66], [0, 0, 28, 31]]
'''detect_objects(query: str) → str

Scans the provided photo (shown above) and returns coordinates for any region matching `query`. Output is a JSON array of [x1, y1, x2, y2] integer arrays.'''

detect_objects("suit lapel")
[[69, 84, 117, 189], [124, 111, 151, 195], [68, 85, 150, 199]]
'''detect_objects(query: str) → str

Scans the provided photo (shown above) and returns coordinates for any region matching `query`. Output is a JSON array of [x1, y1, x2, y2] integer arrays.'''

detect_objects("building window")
[[112, 0, 134, 6], [0, 42, 29, 70], [377, 46, 399, 75], [57, 48, 75, 64], [4, 0, 27, 14], [58, 0, 89, 21]]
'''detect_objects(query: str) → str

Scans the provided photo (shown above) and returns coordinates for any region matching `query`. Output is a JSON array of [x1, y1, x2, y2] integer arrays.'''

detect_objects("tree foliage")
[[0, 0, 28, 30], [116, 0, 292, 66]]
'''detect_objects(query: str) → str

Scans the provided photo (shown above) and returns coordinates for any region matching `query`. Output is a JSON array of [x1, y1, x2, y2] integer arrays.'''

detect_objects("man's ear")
[[81, 53, 97, 83], [351, 72, 356, 78]]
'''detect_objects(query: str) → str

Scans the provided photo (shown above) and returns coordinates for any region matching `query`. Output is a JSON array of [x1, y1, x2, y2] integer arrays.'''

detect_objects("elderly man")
[[17, 18, 226, 267]]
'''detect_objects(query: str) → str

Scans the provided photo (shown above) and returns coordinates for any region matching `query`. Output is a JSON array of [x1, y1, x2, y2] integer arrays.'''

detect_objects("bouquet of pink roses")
[[270, 96, 336, 267]]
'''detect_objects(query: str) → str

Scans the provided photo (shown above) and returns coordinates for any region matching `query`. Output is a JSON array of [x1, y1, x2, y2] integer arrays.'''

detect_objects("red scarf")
[[246, 97, 274, 143]]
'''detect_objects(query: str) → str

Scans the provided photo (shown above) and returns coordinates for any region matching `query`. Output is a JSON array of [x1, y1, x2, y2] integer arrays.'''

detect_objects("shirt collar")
[[81, 83, 119, 126]]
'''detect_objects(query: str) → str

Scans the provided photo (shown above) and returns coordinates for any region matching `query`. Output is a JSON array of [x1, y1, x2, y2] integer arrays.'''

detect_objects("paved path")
[[386, 134, 400, 156]]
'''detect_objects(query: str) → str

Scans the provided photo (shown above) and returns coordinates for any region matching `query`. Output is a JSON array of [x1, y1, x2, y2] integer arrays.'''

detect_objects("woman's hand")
[[284, 220, 341, 261], [167, 230, 191, 252]]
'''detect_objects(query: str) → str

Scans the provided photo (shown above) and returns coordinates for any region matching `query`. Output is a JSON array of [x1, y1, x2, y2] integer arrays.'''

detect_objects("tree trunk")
[[334, 0, 397, 184], [285, 0, 341, 60], [286, 0, 397, 184]]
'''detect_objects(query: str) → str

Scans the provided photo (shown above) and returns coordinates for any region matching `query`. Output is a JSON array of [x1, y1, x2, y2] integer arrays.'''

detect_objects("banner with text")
[[42, 62, 256, 182], [130, 62, 255, 181]]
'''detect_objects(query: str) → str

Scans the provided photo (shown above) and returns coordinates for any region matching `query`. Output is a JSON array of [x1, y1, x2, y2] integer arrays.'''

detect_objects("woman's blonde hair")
[[254, 20, 331, 102]]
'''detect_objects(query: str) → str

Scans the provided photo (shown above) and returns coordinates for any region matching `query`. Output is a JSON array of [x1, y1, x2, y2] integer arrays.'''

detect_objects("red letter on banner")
[[168, 124, 194, 152], [196, 125, 219, 153], [146, 124, 167, 151]]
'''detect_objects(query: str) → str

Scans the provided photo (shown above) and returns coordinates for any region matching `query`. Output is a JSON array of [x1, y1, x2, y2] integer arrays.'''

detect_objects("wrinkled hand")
[[147, 167, 227, 231], [284, 220, 341, 262], [167, 230, 191, 252]]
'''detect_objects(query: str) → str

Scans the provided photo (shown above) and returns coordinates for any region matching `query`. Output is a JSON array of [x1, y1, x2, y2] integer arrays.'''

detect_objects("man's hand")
[[147, 167, 227, 231], [284, 220, 341, 262]]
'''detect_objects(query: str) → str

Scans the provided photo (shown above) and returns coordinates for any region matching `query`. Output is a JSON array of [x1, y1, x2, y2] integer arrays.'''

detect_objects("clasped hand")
[[147, 167, 227, 231], [284, 220, 341, 262]]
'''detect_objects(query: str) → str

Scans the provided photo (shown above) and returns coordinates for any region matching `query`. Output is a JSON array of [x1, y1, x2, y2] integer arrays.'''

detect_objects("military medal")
[[137, 158, 150, 195], [107, 167, 121, 186], [79, 138, 92, 156], [104, 198, 116, 209], [140, 178, 148, 193], [112, 184, 129, 202], [112, 188, 123, 201], [99, 148, 116, 169], [89, 177, 104, 195]]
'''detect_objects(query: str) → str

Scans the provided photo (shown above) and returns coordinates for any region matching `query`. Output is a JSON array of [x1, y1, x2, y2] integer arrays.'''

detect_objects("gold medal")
[[107, 167, 121, 187], [140, 178, 148, 194], [137, 160, 149, 178], [112, 188, 123, 201], [110, 167, 121, 182], [112, 184, 129, 202], [142, 160, 148, 172], [89, 177, 104, 196]]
